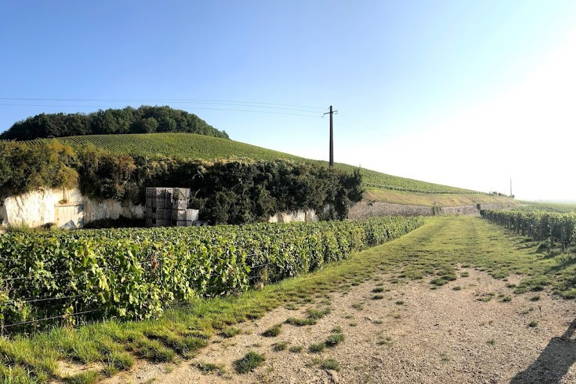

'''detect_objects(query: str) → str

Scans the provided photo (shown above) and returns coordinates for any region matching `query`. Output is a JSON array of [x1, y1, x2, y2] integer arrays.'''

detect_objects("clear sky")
[[2, 1, 576, 200]]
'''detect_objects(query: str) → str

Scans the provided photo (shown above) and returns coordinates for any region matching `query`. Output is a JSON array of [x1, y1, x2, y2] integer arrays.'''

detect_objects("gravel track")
[[104, 267, 576, 384]]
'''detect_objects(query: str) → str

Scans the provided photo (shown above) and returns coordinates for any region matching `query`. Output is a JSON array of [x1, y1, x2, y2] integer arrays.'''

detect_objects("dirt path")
[[105, 266, 576, 384]]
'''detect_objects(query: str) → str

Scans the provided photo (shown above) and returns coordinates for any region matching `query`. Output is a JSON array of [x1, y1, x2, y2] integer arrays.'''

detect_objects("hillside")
[[37, 132, 515, 207], [56, 133, 470, 192], [364, 189, 515, 207]]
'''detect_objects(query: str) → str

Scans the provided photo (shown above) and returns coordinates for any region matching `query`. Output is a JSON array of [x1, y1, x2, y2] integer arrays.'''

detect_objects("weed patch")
[[262, 324, 282, 338], [325, 333, 345, 347], [272, 342, 289, 352], [320, 359, 340, 371], [289, 346, 303, 353], [195, 361, 226, 376], [234, 352, 265, 374], [308, 343, 326, 353]]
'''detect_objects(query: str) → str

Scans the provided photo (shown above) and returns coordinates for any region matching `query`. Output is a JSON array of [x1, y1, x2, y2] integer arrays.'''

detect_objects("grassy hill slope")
[[364, 189, 513, 207], [28, 132, 514, 206]]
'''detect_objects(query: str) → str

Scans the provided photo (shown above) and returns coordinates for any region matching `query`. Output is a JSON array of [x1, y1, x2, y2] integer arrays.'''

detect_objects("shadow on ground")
[[510, 319, 576, 384]]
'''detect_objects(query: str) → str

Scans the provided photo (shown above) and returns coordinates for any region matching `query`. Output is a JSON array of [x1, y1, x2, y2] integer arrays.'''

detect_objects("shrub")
[[0, 141, 78, 199]]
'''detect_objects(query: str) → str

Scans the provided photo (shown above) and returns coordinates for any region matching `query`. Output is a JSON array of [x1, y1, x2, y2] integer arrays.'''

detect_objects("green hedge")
[[0, 217, 422, 330], [0, 141, 78, 199], [0, 141, 363, 223]]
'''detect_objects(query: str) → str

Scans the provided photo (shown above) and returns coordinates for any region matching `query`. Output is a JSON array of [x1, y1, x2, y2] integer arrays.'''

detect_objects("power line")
[[0, 97, 324, 113], [0, 103, 321, 118]]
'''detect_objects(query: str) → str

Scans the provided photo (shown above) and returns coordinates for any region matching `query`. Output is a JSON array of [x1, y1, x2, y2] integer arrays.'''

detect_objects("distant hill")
[[0, 106, 228, 140]]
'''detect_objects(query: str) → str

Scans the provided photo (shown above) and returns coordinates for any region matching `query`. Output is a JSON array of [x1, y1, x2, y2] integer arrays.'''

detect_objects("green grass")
[[194, 361, 226, 376], [271, 342, 289, 352], [233, 351, 265, 374], [320, 359, 340, 371], [261, 324, 282, 338], [63, 371, 100, 384], [285, 317, 316, 327], [220, 327, 241, 338], [47, 133, 476, 194], [308, 343, 325, 353], [285, 307, 331, 327], [3, 216, 576, 383], [325, 333, 345, 347], [364, 188, 514, 207], [306, 308, 331, 320]]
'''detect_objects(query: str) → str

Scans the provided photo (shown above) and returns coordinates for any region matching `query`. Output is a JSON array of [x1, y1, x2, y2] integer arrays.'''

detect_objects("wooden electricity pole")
[[323, 105, 337, 167], [510, 177, 513, 197]]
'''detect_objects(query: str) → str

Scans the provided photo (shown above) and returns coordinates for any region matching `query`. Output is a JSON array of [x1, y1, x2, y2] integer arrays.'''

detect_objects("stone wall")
[[0, 186, 515, 230], [348, 201, 432, 219], [268, 209, 318, 223], [0, 188, 144, 229], [348, 200, 516, 220], [0, 187, 318, 229]]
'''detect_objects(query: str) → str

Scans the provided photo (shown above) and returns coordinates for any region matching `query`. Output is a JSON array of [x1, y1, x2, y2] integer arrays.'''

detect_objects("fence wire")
[[0, 260, 283, 333], [2, 308, 102, 329]]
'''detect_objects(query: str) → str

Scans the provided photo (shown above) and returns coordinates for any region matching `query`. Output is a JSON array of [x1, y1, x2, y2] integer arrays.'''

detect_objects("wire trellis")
[[0, 260, 287, 335]]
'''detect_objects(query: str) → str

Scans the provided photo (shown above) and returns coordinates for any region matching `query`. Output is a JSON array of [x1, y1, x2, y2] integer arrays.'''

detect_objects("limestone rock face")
[[268, 209, 318, 223], [0, 188, 144, 229], [0, 187, 318, 229]]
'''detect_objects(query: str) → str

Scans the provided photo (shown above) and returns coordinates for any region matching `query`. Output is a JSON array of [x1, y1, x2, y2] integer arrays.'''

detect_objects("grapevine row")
[[0, 217, 422, 332], [480, 209, 576, 249]]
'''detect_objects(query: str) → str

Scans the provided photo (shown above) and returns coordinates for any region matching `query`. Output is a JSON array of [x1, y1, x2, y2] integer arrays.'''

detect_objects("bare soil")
[[103, 267, 576, 384]]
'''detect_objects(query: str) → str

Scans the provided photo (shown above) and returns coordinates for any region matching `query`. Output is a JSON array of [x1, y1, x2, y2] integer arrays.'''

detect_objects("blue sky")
[[2, 1, 576, 199]]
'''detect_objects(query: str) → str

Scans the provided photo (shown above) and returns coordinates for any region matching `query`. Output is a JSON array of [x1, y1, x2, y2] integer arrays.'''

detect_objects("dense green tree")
[[0, 106, 228, 140], [133, 117, 159, 133]]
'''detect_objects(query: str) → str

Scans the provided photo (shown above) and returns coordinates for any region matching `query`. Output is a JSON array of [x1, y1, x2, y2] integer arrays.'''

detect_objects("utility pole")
[[323, 105, 337, 167], [510, 177, 513, 197]]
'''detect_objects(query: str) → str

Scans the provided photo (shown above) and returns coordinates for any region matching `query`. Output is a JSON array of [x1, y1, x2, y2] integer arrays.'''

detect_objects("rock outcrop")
[[0, 188, 143, 229]]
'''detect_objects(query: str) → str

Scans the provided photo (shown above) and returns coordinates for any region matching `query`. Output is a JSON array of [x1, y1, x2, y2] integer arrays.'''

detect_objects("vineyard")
[[363, 188, 511, 207], [481, 209, 576, 248], [0, 216, 422, 333], [514, 201, 576, 213], [25, 132, 478, 194]]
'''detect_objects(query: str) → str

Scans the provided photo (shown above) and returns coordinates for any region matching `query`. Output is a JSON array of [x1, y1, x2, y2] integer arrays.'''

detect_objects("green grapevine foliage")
[[481, 210, 576, 249], [0, 217, 422, 331]]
